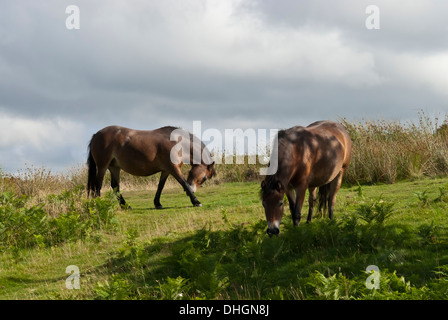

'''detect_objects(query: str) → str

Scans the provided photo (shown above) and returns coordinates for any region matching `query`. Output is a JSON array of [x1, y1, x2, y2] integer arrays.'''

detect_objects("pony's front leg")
[[184, 182, 202, 207], [285, 188, 296, 217], [154, 171, 169, 209], [292, 185, 307, 226], [171, 166, 202, 207]]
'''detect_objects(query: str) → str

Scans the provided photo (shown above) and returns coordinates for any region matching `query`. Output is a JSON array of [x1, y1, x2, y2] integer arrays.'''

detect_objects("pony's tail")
[[87, 140, 97, 197], [317, 183, 330, 214]]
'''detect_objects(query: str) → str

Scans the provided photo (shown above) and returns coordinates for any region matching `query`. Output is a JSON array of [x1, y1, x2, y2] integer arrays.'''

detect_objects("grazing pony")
[[260, 121, 352, 236], [87, 126, 215, 209]]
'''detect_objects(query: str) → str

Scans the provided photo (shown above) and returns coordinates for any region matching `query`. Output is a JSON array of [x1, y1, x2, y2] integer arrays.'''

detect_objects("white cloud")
[[388, 52, 448, 96], [0, 112, 87, 172], [77, 0, 382, 87], [0, 113, 84, 149]]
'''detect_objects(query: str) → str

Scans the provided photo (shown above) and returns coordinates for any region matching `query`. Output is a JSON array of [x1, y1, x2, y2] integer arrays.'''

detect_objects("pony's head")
[[187, 162, 216, 193], [260, 177, 285, 237]]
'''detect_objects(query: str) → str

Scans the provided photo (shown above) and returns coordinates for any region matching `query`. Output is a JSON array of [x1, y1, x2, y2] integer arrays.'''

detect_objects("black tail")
[[87, 140, 97, 197], [317, 183, 330, 214]]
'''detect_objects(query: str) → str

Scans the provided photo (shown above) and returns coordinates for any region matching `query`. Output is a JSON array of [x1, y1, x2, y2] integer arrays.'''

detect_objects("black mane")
[[259, 129, 289, 199], [260, 173, 279, 199]]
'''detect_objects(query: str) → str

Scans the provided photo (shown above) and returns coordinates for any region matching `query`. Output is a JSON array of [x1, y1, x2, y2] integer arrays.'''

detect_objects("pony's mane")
[[160, 125, 182, 132], [277, 128, 287, 141], [163, 126, 215, 166], [259, 128, 292, 199], [259, 173, 280, 199]]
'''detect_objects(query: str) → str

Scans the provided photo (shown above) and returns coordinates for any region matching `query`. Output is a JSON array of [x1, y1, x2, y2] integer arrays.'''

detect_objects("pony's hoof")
[[155, 205, 163, 210], [194, 203, 202, 207]]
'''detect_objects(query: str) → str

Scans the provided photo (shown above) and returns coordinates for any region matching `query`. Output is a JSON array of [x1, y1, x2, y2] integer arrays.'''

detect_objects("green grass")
[[1, 178, 448, 299]]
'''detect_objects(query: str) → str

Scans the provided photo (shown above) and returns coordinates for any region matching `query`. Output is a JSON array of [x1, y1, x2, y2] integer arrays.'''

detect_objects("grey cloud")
[[256, 0, 448, 53], [0, 0, 447, 172]]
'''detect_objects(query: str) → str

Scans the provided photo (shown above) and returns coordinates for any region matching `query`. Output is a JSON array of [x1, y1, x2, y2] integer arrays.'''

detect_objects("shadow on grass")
[[92, 215, 448, 300]]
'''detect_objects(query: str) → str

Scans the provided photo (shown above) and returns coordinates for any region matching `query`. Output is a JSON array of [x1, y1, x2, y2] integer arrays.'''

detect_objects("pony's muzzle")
[[266, 226, 280, 237], [266, 220, 280, 237]]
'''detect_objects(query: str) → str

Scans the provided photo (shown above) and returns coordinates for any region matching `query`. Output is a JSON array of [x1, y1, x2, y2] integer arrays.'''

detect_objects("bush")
[[0, 187, 118, 250], [0, 192, 48, 249]]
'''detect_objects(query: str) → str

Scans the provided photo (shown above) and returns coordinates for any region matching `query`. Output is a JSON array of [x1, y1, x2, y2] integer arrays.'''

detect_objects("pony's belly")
[[115, 159, 161, 177], [308, 169, 341, 188]]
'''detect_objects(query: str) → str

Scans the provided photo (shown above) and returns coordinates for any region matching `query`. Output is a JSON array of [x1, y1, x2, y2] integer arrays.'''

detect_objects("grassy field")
[[1, 176, 448, 300], [1, 115, 448, 300]]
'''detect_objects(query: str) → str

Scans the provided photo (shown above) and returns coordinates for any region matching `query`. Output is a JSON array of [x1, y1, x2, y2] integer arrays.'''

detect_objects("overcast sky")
[[1, 0, 447, 173]]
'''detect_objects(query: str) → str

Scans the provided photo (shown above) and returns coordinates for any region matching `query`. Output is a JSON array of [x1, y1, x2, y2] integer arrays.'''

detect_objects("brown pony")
[[260, 121, 352, 236], [87, 126, 215, 209]]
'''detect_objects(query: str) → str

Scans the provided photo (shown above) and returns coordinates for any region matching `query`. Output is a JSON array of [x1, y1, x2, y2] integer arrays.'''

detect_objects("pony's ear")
[[276, 181, 284, 191], [261, 180, 266, 189], [207, 161, 216, 177]]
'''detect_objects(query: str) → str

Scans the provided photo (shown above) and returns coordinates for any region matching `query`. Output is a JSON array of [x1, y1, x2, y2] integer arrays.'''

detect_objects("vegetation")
[[89, 179, 448, 300], [341, 112, 448, 184], [1, 113, 448, 300], [1, 178, 448, 300], [0, 187, 118, 251]]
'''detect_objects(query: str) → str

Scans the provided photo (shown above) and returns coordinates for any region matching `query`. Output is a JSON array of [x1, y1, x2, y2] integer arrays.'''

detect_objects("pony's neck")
[[274, 141, 295, 186], [276, 169, 292, 189], [189, 142, 213, 166]]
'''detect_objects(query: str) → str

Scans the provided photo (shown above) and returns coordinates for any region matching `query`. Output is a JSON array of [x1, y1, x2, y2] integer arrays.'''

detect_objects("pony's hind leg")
[[154, 171, 169, 209], [109, 166, 129, 209], [94, 166, 107, 197]]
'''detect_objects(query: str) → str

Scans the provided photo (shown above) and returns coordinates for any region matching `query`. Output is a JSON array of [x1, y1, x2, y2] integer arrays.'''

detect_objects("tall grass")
[[212, 112, 448, 185], [342, 112, 448, 184], [1, 112, 447, 195], [0, 164, 87, 197]]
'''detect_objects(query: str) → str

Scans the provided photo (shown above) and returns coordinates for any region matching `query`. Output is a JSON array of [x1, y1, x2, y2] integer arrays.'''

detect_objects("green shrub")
[[94, 274, 133, 300], [354, 197, 395, 225], [0, 187, 118, 250], [156, 276, 190, 300], [0, 192, 48, 249]]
